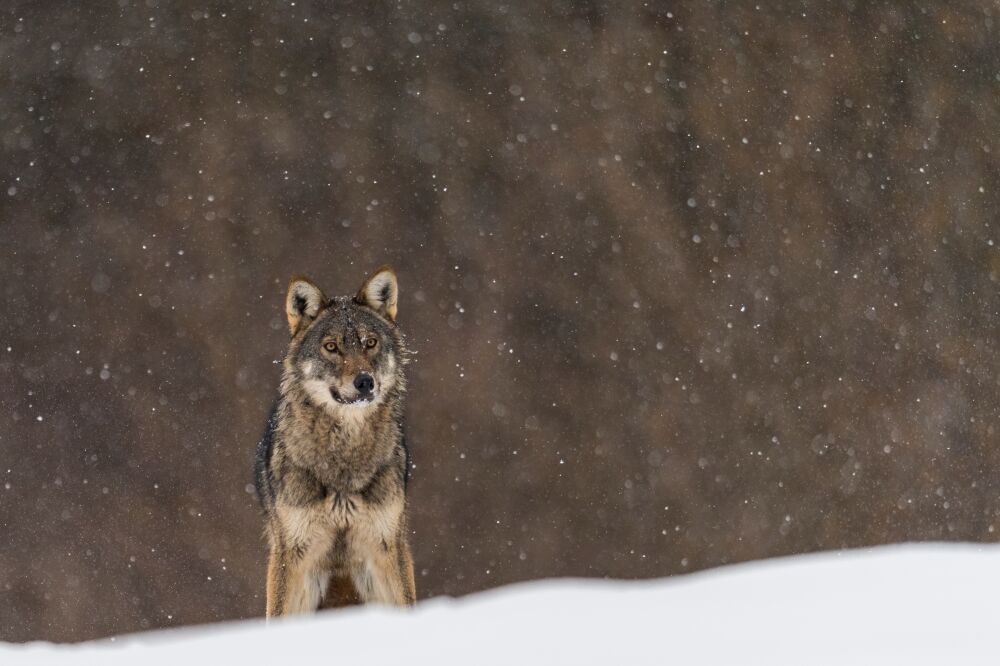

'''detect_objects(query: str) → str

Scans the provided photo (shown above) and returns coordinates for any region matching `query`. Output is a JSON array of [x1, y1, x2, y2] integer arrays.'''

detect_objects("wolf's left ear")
[[286, 277, 326, 335], [355, 266, 399, 322]]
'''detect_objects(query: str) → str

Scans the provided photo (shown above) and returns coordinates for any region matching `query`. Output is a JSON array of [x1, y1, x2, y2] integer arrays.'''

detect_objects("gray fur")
[[256, 269, 415, 617]]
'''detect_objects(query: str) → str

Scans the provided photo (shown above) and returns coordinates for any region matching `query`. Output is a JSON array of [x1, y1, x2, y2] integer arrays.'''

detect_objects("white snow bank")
[[4, 542, 998, 665]]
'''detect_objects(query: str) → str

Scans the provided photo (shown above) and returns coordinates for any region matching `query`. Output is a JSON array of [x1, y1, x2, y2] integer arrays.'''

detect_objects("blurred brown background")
[[2, 0, 999, 642]]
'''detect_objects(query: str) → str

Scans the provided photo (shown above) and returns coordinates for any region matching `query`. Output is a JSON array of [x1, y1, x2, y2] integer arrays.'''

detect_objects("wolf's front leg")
[[265, 546, 289, 619], [267, 547, 329, 618], [353, 539, 415, 607], [398, 537, 416, 605]]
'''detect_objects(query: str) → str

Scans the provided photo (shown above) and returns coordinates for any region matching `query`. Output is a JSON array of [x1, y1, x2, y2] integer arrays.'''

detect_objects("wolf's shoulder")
[[254, 401, 281, 510]]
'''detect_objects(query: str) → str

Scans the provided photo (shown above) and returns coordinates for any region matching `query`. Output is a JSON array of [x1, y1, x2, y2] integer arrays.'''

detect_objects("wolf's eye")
[[323, 341, 339, 353], [364, 337, 378, 349]]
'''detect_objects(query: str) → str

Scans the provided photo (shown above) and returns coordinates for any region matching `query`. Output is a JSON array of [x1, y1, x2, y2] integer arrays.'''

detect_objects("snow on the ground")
[[3, 542, 998, 665]]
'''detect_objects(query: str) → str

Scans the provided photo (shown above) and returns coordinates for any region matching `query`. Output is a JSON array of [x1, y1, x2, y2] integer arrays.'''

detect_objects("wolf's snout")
[[353, 373, 375, 395]]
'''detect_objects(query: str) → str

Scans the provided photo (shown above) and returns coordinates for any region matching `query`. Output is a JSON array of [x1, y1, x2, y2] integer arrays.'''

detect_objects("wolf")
[[254, 266, 415, 618]]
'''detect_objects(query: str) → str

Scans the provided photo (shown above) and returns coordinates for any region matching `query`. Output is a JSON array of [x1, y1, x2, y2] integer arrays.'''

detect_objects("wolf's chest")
[[287, 433, 384, 493]]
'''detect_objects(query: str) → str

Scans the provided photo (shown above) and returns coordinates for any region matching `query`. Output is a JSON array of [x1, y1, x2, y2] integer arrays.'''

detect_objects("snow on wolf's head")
[[282, 266, 405, 415]]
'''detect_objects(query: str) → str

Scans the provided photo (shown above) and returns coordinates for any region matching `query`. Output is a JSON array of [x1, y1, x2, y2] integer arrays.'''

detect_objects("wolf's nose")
[[354, 373, 375, 395]]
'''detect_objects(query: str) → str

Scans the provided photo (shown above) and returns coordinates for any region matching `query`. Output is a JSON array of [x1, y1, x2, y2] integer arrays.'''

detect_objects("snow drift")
[[3, 543, 997, 665]]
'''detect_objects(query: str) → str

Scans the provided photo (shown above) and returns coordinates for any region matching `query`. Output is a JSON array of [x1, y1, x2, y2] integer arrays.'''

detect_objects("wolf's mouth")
[[330, 387, 374, 405]]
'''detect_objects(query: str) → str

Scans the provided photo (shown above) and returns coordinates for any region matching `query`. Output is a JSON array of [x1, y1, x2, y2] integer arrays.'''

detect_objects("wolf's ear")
[[355, 266, 398, 322], [286, 277, 325, 335]]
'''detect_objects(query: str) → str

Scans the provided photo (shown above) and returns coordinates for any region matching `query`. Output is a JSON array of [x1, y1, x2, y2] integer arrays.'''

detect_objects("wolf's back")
[[254, 402, 279, 511]]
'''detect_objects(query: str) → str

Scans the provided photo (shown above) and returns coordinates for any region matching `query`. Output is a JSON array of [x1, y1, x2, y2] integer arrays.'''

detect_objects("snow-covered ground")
[[3, 543, 997, 665]]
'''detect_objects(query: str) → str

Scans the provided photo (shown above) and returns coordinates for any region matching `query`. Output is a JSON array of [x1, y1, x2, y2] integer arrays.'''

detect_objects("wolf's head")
[[281, 266, 405, 414]]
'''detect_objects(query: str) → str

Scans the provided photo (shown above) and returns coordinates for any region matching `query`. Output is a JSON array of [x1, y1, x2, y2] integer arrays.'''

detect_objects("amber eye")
[[365, 337, 378, 349], [323, 341, 339, 353]]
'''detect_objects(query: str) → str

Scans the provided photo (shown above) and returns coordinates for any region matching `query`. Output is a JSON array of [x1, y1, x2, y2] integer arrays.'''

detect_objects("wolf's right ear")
[[286, 277, 325, 336]]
